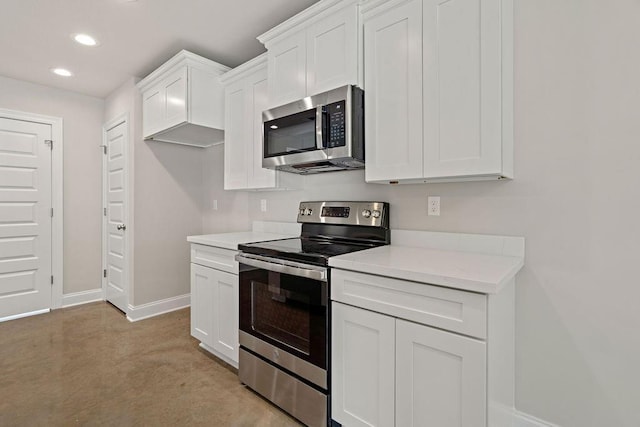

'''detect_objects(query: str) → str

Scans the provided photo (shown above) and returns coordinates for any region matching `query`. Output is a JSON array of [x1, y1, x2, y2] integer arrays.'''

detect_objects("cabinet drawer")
[[332, 269, 487, 339], [190, 244, 238, 274]]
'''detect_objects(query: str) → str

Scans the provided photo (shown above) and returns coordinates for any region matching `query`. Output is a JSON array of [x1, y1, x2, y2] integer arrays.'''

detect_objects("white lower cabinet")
[[332, 302, 395, 427], [332, 302, 486, 427], [395, 318, 486, 427], [331, 268, 514, 427], [190, 245, 239, 368]]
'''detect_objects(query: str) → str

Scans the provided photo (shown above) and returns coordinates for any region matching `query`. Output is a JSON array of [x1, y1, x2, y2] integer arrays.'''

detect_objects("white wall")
[[104, 79, 206, 306], [0, 75, 104, 295], [202, 144, 250, 233], [237, 1, 640, 425]]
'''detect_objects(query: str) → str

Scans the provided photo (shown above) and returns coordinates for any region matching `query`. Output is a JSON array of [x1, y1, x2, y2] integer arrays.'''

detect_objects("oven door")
[[236, 253, 328, 388]]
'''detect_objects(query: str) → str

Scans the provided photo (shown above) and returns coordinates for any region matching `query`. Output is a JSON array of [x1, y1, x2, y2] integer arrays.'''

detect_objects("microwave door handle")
[[315, 106, 326, 150]]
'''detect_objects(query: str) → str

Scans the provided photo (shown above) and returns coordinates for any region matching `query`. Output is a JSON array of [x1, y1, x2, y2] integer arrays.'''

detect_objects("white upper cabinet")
[[266, 31, 308, 108], [363, 0, 514, 183], [306, 4, 359, 96], [137, 50, 230, 148], [221, 55, 276, 191], [363, 0, 423, 183], [258, 0, 361, 108]]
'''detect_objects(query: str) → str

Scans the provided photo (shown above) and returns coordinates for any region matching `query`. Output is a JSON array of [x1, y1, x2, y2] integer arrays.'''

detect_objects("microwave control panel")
[[326, 101, 346, 148]]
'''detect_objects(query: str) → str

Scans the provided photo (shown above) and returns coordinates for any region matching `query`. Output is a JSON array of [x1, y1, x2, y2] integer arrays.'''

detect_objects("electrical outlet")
[[428, 196, 440, 216], [260, 199, 267, 212], [212, 200, 218, 211]]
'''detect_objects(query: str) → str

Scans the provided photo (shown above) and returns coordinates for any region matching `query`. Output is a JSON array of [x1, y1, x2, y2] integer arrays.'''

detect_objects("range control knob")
[[362, 209, 372, 218], [372, 210, 381, 218], [304, 208, 312, 216], [299, 208, 305, 215]]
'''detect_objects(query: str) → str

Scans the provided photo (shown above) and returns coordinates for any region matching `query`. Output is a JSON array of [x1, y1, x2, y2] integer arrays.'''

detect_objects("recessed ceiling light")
[[51, 68, 73, 77], [72, 33, 99, 46]]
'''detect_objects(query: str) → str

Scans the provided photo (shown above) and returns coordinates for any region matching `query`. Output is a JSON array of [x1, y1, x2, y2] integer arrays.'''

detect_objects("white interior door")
[[103, 119, 128, 313], [0, 117, 52, 319]]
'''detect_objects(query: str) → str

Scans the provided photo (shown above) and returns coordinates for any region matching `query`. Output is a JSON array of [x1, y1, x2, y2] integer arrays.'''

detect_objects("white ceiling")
[[0, 0, 319, 98]]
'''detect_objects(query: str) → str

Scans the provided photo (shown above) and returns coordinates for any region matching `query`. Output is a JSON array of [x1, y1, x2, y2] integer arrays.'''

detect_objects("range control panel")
[[297, 201, 388, 228]]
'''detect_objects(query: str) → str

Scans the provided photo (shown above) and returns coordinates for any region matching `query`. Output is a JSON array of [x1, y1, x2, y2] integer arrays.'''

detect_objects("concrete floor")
[[0, 302, 301, 426]]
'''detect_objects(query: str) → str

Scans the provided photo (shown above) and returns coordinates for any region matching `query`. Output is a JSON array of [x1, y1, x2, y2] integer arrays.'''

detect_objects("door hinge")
[[103, 269, 107, 278], [100, 144, 107, 155], [104, 207, 107, 216], [45, 139, 53, 150], [51, 275, 54, 285], [51, 208, 54, 217]]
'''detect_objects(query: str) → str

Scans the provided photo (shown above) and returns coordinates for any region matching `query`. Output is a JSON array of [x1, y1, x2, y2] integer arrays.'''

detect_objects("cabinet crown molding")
[[257, 0, 360, 46], [220, 53, 268, 85], [360, 0, 408, 14], [137, 50, 230, 92]]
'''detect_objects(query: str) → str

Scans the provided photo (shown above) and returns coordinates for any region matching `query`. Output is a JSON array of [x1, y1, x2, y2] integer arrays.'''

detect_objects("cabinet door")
[[211, 269, 239, 364], [363, 0, 424, 183], [267, 31, 307, 108], [162, 67, 188, 129], [223, 81, 249, 190], [306, 4, 358, 96], [396, 319, 487, 427], [247, 67, 276, 189], [422, 0, 502, 178], [190, 263, 215, 346], [332, 302, 395, 427], [142, 84, 164, 138]]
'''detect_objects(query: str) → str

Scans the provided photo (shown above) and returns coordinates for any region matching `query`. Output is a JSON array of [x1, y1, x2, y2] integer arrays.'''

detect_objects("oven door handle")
[[235, 254, 327, 282]]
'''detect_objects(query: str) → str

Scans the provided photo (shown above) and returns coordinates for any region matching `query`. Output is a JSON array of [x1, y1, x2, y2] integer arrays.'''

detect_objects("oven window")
[[240, 267, 327, 368], [264, 108, 317, 157], [251, 279, 311, 354]]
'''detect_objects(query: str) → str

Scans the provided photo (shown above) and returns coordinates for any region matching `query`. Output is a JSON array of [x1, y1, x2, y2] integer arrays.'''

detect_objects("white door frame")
[[0, 108, 64, 309], [101, 113, 131, 312]]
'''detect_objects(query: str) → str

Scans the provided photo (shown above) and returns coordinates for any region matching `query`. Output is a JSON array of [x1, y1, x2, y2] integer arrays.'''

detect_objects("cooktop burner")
[[238, 201, 391, 266], [238, 237, 380, 266]]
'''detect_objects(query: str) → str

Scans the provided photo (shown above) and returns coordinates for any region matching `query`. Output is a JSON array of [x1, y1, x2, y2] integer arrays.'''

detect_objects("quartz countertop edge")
[[328, 245, 525, 294], [187, 231, 297, 250]]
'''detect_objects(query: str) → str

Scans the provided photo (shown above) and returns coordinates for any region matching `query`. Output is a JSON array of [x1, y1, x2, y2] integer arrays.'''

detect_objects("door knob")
[[117, 224, 126, 231]]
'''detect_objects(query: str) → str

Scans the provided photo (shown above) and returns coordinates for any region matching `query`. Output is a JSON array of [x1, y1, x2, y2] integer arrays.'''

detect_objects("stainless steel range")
[[235, 201, 390, 427]]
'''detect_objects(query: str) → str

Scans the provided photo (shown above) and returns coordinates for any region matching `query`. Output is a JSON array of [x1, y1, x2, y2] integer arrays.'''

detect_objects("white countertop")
[[187, 221, 300, 250], [187, 231, 296, 250], [329, 244, 524, 294]]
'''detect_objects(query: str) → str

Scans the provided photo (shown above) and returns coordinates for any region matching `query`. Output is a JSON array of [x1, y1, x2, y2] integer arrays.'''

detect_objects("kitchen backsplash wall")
[[202, 144, 250, 233]]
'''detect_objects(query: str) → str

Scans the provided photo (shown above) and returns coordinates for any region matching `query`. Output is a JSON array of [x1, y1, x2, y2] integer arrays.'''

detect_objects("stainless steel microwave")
[[262, 85, 364, 174]]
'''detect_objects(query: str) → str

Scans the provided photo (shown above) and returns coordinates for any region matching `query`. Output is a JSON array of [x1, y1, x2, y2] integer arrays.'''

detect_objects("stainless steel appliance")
[[236, 201, 390, 427], [262, 85, 364, 174]]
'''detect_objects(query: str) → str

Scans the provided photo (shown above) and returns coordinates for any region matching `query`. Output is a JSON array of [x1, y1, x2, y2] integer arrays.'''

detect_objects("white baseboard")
[[126, 294, 190, 322], [0, 308, 50, 323], [62, 289, 103, 308], [514, 410, 560, 427]]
